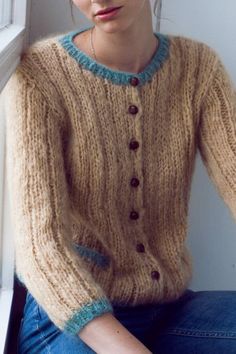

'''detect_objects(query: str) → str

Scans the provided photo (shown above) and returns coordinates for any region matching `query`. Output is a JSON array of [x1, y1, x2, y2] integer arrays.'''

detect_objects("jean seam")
[[162, 328, 236, 339], [34, 305, 52, 354]]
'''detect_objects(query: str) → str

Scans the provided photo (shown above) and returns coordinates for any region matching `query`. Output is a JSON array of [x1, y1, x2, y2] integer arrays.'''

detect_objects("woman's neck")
[[91, 24, 159, 74]]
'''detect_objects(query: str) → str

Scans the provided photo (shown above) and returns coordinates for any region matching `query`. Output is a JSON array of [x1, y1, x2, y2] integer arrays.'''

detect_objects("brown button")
[[151, 271, 160, 280], [130, 177, 140, 188], [129, 140, 139, 150], [136, 243, 145, 253], [128, 105, 139, 115], [129, 77, 140, 86], [129, 211, 139, 220]]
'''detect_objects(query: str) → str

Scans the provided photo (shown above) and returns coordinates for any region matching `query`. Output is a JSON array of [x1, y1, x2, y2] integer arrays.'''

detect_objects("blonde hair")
[[152, 0, 161, 31], [153, 0, 160, 17]]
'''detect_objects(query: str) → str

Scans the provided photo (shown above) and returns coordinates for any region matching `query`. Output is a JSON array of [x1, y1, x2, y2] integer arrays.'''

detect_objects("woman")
[[3, 0, 236, 353]]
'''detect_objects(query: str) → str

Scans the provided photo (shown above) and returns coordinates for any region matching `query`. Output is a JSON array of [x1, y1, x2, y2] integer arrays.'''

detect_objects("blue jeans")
[[18, 289, 236, 353]]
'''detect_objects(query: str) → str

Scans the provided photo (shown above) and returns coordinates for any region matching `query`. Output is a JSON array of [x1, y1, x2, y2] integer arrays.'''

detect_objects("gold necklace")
[[90, 26, 98, 61]]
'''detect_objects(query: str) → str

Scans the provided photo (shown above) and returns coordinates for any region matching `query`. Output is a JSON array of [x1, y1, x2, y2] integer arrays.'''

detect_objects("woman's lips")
[[96, 6, 122, 15], [96, 7, 122, 20]]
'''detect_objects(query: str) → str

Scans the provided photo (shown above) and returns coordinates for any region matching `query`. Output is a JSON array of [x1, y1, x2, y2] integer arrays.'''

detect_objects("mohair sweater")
[[2, 26, 236, 336]]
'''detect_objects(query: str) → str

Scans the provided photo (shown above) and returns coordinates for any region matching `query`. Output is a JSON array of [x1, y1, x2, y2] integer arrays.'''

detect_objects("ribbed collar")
[[58, 26, 170, 86]]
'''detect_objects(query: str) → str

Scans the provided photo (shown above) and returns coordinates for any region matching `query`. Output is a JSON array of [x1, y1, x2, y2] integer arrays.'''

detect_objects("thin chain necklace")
[[89, 26, 158, 73], [90, 26, 98, 61]]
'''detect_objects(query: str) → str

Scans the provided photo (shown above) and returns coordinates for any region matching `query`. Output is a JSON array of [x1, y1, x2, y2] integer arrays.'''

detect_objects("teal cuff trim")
[[64, 297, 114, 335], [58, 26, 170, 86]]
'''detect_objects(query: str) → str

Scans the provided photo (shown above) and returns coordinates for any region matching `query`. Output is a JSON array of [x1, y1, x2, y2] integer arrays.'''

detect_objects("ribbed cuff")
[[64, 297, 114, 335]]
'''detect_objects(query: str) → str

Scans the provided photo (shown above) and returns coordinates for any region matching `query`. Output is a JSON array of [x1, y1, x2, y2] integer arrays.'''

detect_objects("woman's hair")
[[153, 0, 161, 18]]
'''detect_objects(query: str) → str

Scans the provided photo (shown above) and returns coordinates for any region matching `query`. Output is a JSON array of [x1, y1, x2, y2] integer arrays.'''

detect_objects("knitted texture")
[[2, 26, 236, 335]]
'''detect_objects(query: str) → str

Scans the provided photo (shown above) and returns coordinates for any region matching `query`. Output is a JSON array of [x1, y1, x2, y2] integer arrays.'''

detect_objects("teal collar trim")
[[58, 26, 169, 86]]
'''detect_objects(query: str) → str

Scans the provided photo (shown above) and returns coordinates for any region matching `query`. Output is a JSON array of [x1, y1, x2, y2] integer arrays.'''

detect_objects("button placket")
[[127, 78, 159, 272], [127, 79, 144, 238]]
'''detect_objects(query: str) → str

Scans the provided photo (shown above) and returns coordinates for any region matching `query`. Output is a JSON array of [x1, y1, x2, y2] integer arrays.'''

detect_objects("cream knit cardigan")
[[2, 26, 236, 335]]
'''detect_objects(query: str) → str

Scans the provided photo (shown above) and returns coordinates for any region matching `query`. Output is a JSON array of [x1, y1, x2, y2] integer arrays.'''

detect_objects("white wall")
[[28, 0, 236, 291], [161, 0, 236, 290], [29, 0, 90, 44]]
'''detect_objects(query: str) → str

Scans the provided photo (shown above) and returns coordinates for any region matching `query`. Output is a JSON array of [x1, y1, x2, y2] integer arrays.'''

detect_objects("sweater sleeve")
[[197, 51, 236, 220], [2, 69, 113, 335]]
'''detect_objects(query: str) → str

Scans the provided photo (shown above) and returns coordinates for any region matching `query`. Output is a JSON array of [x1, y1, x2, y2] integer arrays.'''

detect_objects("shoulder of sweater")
[[19, 31, 67, 78], [167, 33, 218, 56], [13, 32, 69, 113], [165, 33, 223, 88], [166, 33, 220, 68]]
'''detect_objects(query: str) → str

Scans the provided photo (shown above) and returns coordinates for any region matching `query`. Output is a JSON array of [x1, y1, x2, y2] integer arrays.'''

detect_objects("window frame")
[[0, 0, 29, 91], [0, 0, 12, 29], [0, 0, 29, 352]]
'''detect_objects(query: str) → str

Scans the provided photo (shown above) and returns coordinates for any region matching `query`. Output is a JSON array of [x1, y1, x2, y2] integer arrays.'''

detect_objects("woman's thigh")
[[149, 290, 236, 354], [18, 292, 156, 353], [20, 289, 236, 353]]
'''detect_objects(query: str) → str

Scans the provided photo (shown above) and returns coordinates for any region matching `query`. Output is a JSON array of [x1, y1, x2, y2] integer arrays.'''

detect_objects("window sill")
[[0, 289, 13, 353], [0, 24, 25, 91]]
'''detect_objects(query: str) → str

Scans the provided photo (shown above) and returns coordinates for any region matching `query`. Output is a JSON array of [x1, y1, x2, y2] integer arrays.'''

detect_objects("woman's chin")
[[94, 22, 121, 33], [93, 21, 132, 35]]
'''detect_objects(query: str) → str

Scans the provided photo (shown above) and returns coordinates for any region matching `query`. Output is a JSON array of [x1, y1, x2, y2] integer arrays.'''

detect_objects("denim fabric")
[[18, 289, 236, 353]]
